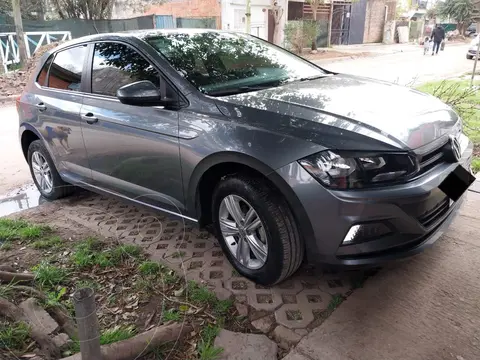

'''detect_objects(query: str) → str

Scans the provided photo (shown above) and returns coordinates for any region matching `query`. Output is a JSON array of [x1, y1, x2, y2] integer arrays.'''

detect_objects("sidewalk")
[[283, 188, 480, 360]]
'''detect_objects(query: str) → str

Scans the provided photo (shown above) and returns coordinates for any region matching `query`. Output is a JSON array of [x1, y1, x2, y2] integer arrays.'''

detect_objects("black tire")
[[466, 54, 474, 60], [212, 175, 304, 286], [27, 140, 73, 200]]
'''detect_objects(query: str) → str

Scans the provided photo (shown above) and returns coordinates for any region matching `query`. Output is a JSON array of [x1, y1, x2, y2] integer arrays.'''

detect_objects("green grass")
[[32, 262, 67, 288], [416, 80, 480, 144], [327, 294, 345, 311], [472, 158, 480, 173], [72, 239, 142, 269], [162, 309, 181, 322], [0, 321, 30, 351], [138, 261, 161, 275], [197, 325, 223, 360], [32, 236, 63, 249], [187, 281, 233, 317], [69, 326, 136, 354], [0, 284, 14, 300], [0, 219, 49, 242]]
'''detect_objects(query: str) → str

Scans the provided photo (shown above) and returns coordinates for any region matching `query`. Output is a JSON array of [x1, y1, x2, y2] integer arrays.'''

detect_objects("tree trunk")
[[312, 4, 318, 50], [12, 285, 78, 340], [60, 323, 193, 360], [0, 297, 60, 359], [11, 0, 28, 67], [0, 271, 35, 283]]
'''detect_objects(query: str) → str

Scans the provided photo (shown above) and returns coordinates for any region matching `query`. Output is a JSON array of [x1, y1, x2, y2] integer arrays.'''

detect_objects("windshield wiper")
[[293, 74, 333, 82], [206, 83, 281, 97]]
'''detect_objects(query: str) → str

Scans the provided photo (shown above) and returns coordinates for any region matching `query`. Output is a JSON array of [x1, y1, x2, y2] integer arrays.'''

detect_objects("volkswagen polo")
[[17, 30, 476, 285]]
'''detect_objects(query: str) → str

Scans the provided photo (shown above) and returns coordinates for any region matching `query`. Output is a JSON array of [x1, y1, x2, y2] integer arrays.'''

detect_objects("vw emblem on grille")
[[450, 135, 461, 162]]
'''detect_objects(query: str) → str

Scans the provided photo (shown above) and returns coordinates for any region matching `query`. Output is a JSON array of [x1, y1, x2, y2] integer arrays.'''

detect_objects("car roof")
[[50, 29, 231, 52]]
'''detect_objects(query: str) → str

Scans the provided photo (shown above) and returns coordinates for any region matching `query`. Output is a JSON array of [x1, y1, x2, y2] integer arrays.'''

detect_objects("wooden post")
[[327, 1, 334, 47], [73, 288, 102, 360], [471, 38, 480, 88], [11, 0, 27, 67]]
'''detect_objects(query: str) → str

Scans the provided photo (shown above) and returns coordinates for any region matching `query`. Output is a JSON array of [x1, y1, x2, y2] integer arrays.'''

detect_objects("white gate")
[[0, 31, 72, 73]]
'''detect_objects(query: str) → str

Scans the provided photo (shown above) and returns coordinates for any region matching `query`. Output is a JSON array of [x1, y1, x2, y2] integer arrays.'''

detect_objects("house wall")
[[221, 0, 271, 40], [363, 0, 396, 43], [145, 0, 222, 27]]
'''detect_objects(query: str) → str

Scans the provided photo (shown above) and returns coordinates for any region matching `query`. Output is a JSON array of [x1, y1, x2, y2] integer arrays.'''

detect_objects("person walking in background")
[[431, 24, 445, 55]]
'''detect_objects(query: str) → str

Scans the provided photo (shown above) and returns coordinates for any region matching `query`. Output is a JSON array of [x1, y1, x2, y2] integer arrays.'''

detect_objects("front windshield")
[[145, 31, 325, 96]]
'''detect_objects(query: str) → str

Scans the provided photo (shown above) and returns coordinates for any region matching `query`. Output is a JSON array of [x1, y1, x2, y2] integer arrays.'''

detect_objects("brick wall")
[[145, 0, 221, 27], [364, 0, 389, 43]]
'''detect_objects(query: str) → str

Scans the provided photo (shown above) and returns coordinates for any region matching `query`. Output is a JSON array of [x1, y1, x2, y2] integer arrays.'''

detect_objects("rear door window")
[[47, 45, 87, 92], [36, 55, 53, 86], [91, 42, 160, 97]]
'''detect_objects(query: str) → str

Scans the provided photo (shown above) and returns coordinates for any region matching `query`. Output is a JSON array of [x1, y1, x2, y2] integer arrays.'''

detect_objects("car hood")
[[216, 74, 459, 150]]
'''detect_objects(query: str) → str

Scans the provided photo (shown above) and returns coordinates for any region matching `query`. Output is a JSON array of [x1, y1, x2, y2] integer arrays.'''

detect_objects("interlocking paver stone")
[[65, 194, 355, 330]]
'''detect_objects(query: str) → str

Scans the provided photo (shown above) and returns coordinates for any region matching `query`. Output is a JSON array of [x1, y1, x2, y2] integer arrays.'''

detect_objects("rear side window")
[[91, 42, 160, 97], [36, 55, 53, 86], [48, 45, 87, 92]]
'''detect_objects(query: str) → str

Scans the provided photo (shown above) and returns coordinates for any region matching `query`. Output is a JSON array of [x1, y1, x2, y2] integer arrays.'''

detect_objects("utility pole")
[[246, 0, 251, 34], [12, 0, 28, 67]]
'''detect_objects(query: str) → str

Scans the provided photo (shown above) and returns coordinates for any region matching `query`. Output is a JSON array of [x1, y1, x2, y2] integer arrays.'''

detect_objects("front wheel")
[[212, 176, 304, 286], [466, 54, 474, 60], [28, 140, 73, 200]]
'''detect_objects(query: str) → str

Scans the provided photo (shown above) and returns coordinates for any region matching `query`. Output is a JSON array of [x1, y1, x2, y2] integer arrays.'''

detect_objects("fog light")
[[342, 223, 392, 245]]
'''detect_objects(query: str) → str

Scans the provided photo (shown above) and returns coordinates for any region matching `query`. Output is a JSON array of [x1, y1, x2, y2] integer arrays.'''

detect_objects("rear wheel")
[[467, 54, 474, 60], [28, 140, 73, 200], [212, 175, 304, 285]]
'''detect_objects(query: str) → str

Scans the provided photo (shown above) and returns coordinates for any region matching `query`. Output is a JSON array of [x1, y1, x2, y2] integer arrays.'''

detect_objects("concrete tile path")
[[284, 188, 480, 360]]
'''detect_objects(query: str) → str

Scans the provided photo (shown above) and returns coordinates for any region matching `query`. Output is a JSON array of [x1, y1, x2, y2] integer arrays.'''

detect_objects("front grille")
[[418, 143, 446, 174], [417, 198, 450, 228]]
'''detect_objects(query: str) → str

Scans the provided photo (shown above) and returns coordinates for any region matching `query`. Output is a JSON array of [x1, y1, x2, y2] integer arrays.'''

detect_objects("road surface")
[[0, 44, 475, 195], [315, 43, 474, 86]]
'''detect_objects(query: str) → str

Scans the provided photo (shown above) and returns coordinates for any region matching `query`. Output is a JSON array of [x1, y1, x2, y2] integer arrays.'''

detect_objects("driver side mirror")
[[116, 80, 165, 106]]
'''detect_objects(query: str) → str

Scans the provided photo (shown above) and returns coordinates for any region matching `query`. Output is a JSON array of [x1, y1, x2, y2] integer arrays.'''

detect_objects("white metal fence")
[[0, 31, 71, 73]]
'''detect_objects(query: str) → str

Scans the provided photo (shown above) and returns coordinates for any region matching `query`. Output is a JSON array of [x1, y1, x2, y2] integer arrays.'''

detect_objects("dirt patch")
[[302, 50, 373, 62], [0, 42, 61, 98], [0, 209, 252, 360]]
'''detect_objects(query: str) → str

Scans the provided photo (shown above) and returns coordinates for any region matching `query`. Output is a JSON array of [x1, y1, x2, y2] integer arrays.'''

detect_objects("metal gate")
[[330, 3, 352, 45]]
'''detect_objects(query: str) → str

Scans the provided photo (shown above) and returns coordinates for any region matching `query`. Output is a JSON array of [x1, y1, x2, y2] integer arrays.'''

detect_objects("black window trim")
[[85, 39, 187, 107], [35, 43, 91, 96]]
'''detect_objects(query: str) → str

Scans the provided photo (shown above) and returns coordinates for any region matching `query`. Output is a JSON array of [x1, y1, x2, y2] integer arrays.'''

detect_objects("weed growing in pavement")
[[0, 321, 30, 351], [171, 251, 186, 259], [328, 294, 345, 311], [0, 219, 49, 241], [32, 262, 67, 289], [32, 236, 63, 250]]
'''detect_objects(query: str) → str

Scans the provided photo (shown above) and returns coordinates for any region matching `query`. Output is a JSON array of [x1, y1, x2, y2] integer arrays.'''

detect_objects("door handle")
[[35, 103, 46, 111], [81, 113, 98, 124]]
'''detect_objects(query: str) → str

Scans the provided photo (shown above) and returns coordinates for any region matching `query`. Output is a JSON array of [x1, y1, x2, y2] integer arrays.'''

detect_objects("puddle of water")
[[0, 183, 45, 217]]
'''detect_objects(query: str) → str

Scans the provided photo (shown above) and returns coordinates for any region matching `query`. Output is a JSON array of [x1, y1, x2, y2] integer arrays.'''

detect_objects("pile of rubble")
[[0, 42, 61, 98]]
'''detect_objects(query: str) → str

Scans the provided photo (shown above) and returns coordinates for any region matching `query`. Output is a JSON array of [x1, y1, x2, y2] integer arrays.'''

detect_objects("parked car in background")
[[466, 23, 477, 37], [467, 34, 479, 59], [17, 30, 476, 285]]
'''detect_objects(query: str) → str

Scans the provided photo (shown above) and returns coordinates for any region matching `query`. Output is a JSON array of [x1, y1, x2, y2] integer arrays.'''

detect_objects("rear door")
[[80, 41, 185, 212], [33, 44, 91, 182]]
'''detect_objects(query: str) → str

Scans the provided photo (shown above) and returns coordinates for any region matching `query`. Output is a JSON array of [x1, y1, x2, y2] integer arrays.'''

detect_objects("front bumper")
[[275, 135, 474, 266]]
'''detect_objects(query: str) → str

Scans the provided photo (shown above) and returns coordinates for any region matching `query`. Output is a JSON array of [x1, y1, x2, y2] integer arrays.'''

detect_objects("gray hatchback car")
[[17, 29, 476, 285]]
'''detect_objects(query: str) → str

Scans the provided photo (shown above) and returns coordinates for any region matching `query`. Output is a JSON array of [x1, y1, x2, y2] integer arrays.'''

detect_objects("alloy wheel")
[[218, 195, 268, 270], [31, 151, 53, 194]]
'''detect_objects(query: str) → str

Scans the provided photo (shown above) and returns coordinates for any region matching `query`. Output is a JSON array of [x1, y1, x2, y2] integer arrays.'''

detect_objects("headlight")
[[299, 151, 418, 189]]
